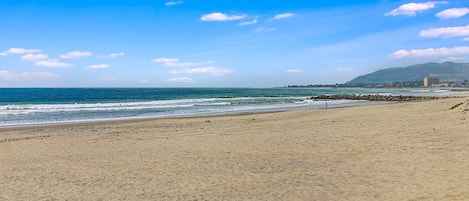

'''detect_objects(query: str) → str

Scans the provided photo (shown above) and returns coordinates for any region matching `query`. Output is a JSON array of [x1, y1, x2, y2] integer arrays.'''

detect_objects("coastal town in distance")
[[287, 77, 469, 89], [287, 62, 469, 89]]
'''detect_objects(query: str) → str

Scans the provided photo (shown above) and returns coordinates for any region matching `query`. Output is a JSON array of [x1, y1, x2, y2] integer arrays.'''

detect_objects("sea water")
[[0, 88, 457, 127]]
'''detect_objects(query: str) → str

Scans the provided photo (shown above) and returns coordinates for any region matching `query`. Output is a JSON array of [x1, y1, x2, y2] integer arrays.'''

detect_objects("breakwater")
[[310, 94, 448, 102]]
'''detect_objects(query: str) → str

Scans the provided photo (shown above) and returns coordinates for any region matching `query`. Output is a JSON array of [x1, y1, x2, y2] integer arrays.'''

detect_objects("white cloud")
[[419, 24, 469, 38], [87, 64, 110, 69], [390, 46, 469, 58], [0, 70, 59, 81], [155, 57, 229, 77], [286, 69, 304, 73], [238, 19, 258, 26], [436, 8, 469, 19], [0, 48, 41, 56], [98, 52, 125, 59], [201, 13, 247, 21], [272, 13, 295, 20], [35, 59, 72, 68], [20, 54, 48, 62], [385, 1, 447, 16], [60, 51, 92, 59], [442, 56, 467, 62], [165, 61, 214, 67], [165, 1, 183, 6], [170, 67, 234, 76], [254, 27, 278, 33], [164, 77, 195, 83], [153, 57, 214, 67], [139, 79, 149, 84], [153, 57, 179, 63], [464, 37, 469, 41]]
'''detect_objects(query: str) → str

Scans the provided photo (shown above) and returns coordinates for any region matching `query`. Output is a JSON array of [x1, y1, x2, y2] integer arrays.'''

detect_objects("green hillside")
[[347, 62, 469, 85]]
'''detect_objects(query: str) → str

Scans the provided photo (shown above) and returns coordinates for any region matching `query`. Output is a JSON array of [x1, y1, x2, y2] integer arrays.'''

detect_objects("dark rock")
[[309, 94, 448, 102]]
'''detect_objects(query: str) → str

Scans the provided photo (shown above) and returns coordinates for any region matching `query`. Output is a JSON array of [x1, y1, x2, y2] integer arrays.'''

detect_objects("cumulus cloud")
[[272, 13, 295, 20], [254, 27, 278, 33], [153, 57, 213, 67], [154, 57, 231, 76], [385, 1, 447, 16], [153, 57, 179, 63], [238, 19, 258, 26], [286, 69, 304, 73], [436, 7, 469, 19], [0, 48, 41, 56], [35, 59, 72, 68], [20, 54, 48, 62], [390, 46, 469, 58], [419, 24, 469, 38], [98, 52, 125, 59], [165, 1, 184, 6], [87, 64, 110, 69], [170, 67, 234, 76], [139, 79, 149, 84], [201, 13, 247, 21], [60, 51, 92, 59], [0, 70, 59, 81], [165, 61, 214, 67], [164, 77, 195, 83]]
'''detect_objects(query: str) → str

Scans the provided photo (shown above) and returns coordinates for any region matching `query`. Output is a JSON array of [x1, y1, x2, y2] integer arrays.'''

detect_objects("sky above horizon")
[[1, 0, 469, 87]]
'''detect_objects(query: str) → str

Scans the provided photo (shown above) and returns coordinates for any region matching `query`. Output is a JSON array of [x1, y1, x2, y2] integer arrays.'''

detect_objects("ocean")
[[0, 88, 456, 127]]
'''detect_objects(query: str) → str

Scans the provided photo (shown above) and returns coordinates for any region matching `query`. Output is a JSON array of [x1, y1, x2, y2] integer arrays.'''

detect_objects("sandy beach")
[[1, 96, 468, 200]]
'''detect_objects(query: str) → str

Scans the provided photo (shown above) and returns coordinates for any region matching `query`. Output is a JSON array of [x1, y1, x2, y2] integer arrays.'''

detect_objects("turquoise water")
[[0, 88, 455, 127]]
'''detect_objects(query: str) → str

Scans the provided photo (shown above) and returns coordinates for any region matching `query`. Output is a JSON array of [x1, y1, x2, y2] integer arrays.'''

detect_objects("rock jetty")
[[310, 94, 447, 102]]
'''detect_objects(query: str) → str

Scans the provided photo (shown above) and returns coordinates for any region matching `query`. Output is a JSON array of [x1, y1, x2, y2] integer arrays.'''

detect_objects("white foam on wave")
[[0, 96, 371, 127], [0, 98, 233, 115], [0, 96, 313, 115]]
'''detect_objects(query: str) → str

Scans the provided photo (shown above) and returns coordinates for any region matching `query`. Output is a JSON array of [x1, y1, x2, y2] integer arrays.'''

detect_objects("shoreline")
[[0, 95, 463, 141], [0, 99, 389, 130], [1, 96, 469, 200], [1, 88, 464, 129]]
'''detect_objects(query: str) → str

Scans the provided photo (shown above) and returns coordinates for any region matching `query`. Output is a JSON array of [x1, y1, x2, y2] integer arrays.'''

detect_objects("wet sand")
[[1, 96, 469, 200]]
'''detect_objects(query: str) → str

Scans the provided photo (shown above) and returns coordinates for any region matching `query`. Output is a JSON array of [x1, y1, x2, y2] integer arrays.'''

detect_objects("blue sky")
[[1, 0, 468, 87]]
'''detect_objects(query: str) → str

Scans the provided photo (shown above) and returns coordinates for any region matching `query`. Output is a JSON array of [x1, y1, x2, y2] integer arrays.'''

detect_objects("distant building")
[[424, 77, 439, 87]]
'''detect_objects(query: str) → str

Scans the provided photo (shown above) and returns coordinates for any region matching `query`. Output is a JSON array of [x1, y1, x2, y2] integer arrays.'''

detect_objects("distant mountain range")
[[347, 62, 469, 85]]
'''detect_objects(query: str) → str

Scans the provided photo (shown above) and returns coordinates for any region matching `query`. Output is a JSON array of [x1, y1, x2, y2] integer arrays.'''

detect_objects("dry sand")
[[1, 96, 469, 200]]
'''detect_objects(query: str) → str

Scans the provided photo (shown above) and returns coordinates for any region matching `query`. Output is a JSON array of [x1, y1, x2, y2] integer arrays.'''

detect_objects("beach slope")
[[1, 97, 469, 200]]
